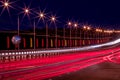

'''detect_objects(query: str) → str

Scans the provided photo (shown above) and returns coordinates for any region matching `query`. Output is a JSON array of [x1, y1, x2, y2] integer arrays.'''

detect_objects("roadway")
[[0, 46, 120, 80], [50, 62, 120, 80]]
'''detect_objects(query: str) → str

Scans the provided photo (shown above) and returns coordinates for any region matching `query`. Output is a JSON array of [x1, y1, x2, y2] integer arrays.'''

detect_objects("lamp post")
[[63, 26, 65, 47], [51, 16, 57, 48], [23, 8, 36, 49], [38, 13, 48, 48], [74, 23, 78, 47], [1, 1, 21, 50], [45, 23, 48, 48], [33, 20, 36, 49], [79, 26, 81, 46], [17, 16, 20, 50], [17, 16, 20, 36], [37, 13, 56, 48], [68, 22, 72, 47], [1, 1, 10, 14], [87, 26, 91, 45], [83, 26, 87, 46]]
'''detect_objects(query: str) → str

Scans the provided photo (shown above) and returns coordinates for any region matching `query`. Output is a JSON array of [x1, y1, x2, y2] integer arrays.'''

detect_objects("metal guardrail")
[[0, 47, 78, 63], [0, 41, 120, 63]]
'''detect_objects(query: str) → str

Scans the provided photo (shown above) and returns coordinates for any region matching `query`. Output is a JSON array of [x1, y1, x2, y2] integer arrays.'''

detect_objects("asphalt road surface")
[[50, 62, 120, 80]]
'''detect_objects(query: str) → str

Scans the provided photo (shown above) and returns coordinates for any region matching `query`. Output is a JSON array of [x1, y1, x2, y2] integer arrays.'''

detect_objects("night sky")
[[0, 0, 120, 30]]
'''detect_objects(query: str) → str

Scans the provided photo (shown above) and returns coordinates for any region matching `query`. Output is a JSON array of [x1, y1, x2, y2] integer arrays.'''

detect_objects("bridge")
[[0, 27, 120, 80], [0, 0, 120, 80]]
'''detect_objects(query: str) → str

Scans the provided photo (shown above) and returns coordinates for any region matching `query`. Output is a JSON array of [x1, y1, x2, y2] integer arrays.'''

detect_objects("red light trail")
[[0, 46, 120, 80]]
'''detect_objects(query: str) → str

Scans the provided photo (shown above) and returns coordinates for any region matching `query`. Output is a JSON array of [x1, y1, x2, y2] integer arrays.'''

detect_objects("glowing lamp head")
[[74, 23, 78, 27], [87, 27, 90, 30], [51, 17, 55, 21], [4, 2, 9, 7], [83, 26, 86, 29], [40, 13, 44, 18], [25, 9, 29, 13], [68, 22, 72, 26]]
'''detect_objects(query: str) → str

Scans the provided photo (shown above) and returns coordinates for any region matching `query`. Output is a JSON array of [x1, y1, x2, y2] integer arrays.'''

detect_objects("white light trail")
[[1, 38, 120, 55]]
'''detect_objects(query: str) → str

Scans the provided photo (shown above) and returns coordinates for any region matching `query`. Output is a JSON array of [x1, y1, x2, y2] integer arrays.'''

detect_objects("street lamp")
[[50, 16, 57, 48], [74, 23, 78, 47], [68, 22, 72, 26], [83, 26, 87, 29], [4, 2, 9, 7], [83, 26, 91, 45], [39, 13, 44, 18], [38, 12, 45, 20], [51, 17, 56, 21], [25, 9, 29, 13], [1, 1, 22, 50], [37, 12, 56, 48], [17, 7, 30, 36], [87, 27, 91, 30], [63, 25, 65, 47], [0, 0, 11, 15], [24, 8, 30, 15], [83, 26, 87, 46], [38, 12, 49, 48], [1, 1, 11, 10], [33, 19, 36, 49], [74, 23, 78, 28], [17, 8, 30, 36], [87, 26, 91, 45], [68, 22, 72, 47]]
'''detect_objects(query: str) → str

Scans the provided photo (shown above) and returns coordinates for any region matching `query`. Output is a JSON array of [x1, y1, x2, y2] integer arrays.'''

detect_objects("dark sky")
[[0, 0, 120, 30]]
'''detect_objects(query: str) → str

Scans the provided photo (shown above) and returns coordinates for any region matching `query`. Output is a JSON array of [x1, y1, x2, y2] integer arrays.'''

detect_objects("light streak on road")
[[0, 46, 120, 80], [1, 38, 120, 79]]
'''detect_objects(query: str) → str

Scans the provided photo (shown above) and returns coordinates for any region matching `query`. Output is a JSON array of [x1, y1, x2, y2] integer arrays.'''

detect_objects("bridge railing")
[[0, 48, 78, 63]]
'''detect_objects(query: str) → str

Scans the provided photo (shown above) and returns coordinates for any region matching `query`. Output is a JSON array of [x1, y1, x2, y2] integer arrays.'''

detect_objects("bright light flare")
[[18, 3, 33, 21], [35, 8, 47, 20], [0, 0, 14, 16], [51, 16, 55, 21], [24, 8, 29, 13], [74, 23, 78, 27], [20, 7, 32, 20], [4, 2, 9, 7], [68, 22, 72, 26], [49, 14, 59, 24], [35, 10, 47, 24], [83, 26, 87, 29], [38, 12, 45, 21], [49, 15, 57, 23], [40, 13, 44, 18]]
